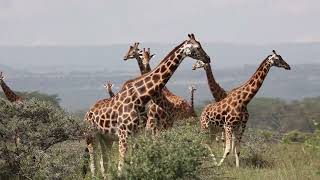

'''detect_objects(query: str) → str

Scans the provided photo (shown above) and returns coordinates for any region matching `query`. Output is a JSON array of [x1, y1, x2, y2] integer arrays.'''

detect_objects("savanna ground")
[[0, 93, 320, 179]]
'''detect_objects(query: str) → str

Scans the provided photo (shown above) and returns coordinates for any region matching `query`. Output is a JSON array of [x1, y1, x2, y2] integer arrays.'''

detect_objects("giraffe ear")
[[150, 54, 155, 59], [191, 33, 195, 39]]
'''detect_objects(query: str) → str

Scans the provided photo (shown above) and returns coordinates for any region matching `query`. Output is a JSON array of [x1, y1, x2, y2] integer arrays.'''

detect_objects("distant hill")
[[0, 42, 319, 72], [0, 63, 319, 111], [0, 42, 319, 110]]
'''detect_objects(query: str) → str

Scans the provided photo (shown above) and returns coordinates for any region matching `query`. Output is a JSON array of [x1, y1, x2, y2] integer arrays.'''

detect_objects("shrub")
[[304, 130, 320, 150], [240, 129, 274, 168], [0, 98, 84, 179], [282, 130, 309, 144], [116, 124, 210, 180]]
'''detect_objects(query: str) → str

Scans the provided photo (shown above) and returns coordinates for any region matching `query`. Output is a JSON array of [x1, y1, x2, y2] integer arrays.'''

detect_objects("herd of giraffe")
[[0, 34, 291, 178]]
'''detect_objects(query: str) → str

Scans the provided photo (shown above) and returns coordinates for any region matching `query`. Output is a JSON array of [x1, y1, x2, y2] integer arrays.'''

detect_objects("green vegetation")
[[0, 95, 319, 179], [0, 98, 83, 179], [0, 91, 61, 107], [119, 124, 209, 180]]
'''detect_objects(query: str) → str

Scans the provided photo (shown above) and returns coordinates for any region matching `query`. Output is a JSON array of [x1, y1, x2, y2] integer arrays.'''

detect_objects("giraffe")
[[200, 50, 290, 167], [0, 72, 23, 103], [123, 44, 196, 133], [192, 60, 241, 142], [192, 61, 227, 102], [84, 34, 210, 178], [139, 48, 197, 133], [122, 44, 155, 131], [104, 81, 115, 98]]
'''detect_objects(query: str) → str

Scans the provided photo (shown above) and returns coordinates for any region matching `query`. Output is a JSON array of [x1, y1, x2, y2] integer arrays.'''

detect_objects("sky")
[[0, 0, 319, 46]]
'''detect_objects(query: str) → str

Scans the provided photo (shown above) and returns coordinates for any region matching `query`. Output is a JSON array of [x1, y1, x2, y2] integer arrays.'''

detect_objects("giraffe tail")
[[81, 147, 90, 178], [81, 127, 94, 178]]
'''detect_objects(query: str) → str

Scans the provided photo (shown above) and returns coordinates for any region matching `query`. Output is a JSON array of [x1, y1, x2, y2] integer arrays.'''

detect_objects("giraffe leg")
[[221, 131, 225, 153], [86, 133, 98, 178], [97, 134, 113, 179], [234, 123, 246, 168], [146, 113, 157, 135], [117, 125, 129, 174], [217, 126, 233, 166]]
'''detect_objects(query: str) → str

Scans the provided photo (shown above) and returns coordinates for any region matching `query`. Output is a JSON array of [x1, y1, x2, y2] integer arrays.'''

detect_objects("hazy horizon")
[[1, 0, 320, 46]]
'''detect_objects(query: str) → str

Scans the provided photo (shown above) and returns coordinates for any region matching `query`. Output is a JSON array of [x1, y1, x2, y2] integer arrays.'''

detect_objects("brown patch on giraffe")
[[242, 92, 248, 98], [162, 72, 170, 80], [135, 80, 144, 87], [222, 103, 227, 109], [170, 53, 175, 60], [160, 66, 166, 73], [257, 80, 262, 87], [146, 82, 153, 89], [152, 74, 160, 83], [137, 86, 147, 94], [124, 97, 131, 104], [169, 64, 176, 72], [144, 76, 151, 82]]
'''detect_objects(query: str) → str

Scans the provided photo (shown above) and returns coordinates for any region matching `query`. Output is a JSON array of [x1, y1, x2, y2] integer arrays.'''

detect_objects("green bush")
[[0, 98, 84, 179], [117, 124, 210, 180], [240, 129, 274, 168], [304, 130, 320, 150], [282, 130, 309, 144], [0, 91, 61, 108]]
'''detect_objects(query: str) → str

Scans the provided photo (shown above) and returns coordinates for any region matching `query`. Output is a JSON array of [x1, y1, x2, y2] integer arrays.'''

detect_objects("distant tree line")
[[198, 97, 320, 133]]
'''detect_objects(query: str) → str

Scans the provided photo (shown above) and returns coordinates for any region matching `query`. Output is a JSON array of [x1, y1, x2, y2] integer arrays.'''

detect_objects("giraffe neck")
[[238, 58, 272, 104], [0, 79, 21, 102], [107, 87, 115, 98], [135, 52, 151, 75], [190, 90, 195, 112], [139, 41, 187, 97], [204, 63, 227, 102]]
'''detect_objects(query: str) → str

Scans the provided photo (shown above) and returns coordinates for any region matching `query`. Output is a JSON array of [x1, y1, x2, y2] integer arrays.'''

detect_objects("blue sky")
[[0, 0, 319, 45]]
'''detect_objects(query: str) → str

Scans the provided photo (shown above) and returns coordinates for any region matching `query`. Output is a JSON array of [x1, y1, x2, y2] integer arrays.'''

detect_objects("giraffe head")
[[0, 72, 5, 81], [267, 50, 291, 70], [123, 42, 142, 60], [104, 81, 114, 90], [189, 85, 197, 93], [182, 34, 210, 63], [192, 60, 208, 70], [141, 48, 155, 68]]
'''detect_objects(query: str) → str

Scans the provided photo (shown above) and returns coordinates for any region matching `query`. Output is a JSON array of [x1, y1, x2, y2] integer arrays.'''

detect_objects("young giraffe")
[[85, 34, 210, 177], [104, 81, 115, 98], [0, 72, 23, 103], [200, 50, 290, 167]]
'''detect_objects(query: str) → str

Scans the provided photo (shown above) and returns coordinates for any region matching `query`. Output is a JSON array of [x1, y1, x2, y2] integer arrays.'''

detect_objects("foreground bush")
[[117, 124, 210, 180], [0, 98, 83, 179]]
